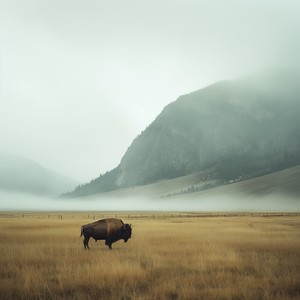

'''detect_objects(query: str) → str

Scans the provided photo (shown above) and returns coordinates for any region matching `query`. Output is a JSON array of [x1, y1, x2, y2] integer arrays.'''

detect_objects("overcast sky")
[[1, 0, 299, 183]]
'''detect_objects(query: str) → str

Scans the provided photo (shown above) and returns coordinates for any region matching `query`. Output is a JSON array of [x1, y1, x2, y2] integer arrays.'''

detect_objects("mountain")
[[65, 69, 300, 198], [0, 153, 78, 196]]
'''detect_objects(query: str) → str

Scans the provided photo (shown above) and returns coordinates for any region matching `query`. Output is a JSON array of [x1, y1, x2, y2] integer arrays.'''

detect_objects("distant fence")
[[0, 211, 299, 220]]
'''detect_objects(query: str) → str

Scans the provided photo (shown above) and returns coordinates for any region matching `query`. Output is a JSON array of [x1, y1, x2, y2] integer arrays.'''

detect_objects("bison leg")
[[83, 236, 90, 250], [105, 239, 112, 250]]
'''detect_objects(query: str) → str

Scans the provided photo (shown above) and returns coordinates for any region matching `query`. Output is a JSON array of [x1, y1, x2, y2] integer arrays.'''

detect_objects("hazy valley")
[[1, 71, 300, 211], [1, 164, 299, 212]]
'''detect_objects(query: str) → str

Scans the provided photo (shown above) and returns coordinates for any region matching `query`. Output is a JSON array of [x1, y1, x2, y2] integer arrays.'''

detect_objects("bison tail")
[[80, 226, 83, 237]]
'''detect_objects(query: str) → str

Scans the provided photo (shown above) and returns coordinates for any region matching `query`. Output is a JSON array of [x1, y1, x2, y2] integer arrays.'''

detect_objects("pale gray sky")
[[1, 0, 299, 182]]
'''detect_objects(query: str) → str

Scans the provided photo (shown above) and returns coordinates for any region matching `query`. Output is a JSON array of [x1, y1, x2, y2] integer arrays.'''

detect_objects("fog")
[[1, 191, 299, 213], [1, 1, 299, 211], [1, 0, 300, 183]]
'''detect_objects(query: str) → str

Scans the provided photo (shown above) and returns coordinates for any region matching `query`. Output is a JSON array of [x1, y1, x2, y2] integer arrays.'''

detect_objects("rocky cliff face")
[[66, 70, 300, 197]]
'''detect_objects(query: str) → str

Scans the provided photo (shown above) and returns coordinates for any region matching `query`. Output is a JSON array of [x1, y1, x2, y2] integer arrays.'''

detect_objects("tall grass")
[[0, 213, 299, 299]]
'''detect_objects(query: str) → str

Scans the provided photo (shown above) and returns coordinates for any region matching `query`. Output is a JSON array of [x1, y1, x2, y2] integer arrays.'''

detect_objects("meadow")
[[0, 211, 299, 299]]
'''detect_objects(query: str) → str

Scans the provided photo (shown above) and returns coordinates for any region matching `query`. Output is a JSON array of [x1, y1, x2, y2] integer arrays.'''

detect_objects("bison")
[[80, 218, 132, 250]]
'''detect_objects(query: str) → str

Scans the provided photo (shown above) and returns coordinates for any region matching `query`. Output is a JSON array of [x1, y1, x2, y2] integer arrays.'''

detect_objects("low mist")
[[1, 190, 299, 212]]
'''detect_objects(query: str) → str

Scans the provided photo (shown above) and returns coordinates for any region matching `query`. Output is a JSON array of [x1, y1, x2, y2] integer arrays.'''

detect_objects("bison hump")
[[106, 219, 124, 236]]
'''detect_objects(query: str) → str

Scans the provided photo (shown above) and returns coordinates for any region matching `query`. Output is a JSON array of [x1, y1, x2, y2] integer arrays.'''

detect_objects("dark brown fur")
[[80, 218, 132, 250]]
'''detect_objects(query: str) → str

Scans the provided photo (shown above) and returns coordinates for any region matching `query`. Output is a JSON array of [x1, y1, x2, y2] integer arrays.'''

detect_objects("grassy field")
[[0, 212, 299, 299]]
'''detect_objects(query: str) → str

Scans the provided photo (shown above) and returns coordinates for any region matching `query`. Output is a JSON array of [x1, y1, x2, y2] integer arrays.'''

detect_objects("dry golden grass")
[[0, 212, 300, 299]]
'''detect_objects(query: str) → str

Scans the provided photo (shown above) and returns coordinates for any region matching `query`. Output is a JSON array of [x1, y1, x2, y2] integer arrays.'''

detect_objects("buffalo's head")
[[122, 223, 132, 242]]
